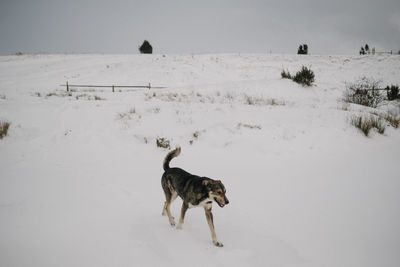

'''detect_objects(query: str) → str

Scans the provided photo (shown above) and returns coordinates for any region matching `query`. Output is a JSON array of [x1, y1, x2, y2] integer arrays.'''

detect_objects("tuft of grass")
[[383, 113, 400, 128], [156, 137, 171, 149], [46, 92, 72, 98], [350, 115, 386, 136], [243, 94, 285, 106], [224, 92, 235, 102], [117, 107, 141, 120], [75, 94, 105, 100], [189, 131, 201, 145], [193, 131, 200, 139], [0, 121, 11, 139], [237, 123, 262, 130], [382, 108, 400, 128], [76, 94, 88, 100]]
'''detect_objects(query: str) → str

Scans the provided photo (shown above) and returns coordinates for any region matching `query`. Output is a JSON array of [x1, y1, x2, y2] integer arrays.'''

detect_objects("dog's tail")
[[163, 146, 181, 171]]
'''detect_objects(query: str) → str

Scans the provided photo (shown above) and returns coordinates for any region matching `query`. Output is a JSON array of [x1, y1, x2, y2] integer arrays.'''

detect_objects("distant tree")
[[360, 47, 366, 55], [139, 40, 153, 54], [303, 44, 308, 54], [298, 45, 303, 55], [297, 44, 308, 55], [365, 44, 369, 53], [386, 85, 399, 101]]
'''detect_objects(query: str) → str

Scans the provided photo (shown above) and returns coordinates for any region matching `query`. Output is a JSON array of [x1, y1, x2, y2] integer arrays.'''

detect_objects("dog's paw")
[[169, 220, 176, 226], [213, 240, 224, 247], [176, 224, 183, 230]]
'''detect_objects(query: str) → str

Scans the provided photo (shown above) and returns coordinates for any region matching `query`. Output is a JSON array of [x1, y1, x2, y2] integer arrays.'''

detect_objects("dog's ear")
[[202, 180, 210, 186], [202, 180, 212, 191]]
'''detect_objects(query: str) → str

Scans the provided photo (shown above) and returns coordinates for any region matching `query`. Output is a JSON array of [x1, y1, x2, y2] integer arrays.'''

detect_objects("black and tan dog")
[[161, 146, 229, 247]]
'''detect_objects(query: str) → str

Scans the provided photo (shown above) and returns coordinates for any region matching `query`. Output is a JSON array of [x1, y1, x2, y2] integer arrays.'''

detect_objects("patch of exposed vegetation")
[[156, 137, 171, 149], [0, 121, 11, 139], [343, 77, 383, 108]]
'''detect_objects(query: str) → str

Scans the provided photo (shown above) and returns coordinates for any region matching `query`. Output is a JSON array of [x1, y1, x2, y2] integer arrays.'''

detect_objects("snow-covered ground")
[[1, 53, 399, 267]]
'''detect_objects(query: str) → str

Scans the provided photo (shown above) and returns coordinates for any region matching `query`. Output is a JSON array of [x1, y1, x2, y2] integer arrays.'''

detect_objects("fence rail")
[[60, 82, 166, 92]]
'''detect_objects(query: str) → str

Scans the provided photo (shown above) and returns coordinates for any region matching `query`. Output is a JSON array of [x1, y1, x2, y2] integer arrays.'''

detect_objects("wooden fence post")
[[112, 85, 115, 92], [148, 83, 151, 90], [66, 81, 69, 92]]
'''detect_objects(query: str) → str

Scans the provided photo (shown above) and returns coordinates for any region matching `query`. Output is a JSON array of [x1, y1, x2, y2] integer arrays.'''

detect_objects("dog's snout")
[[225, 198, 229, 205]]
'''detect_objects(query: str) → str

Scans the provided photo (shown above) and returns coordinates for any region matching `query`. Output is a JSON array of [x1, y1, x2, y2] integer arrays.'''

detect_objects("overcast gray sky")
[[0, 0, 399, 55]]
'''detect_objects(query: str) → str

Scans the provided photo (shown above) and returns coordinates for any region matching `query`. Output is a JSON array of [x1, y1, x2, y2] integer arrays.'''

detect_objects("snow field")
[[1, 53, 400, 267]]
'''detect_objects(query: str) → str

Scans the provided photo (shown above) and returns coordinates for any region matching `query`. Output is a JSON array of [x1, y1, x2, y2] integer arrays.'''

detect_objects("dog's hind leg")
[[162, 189, 178, 226], [204, 207, 223, 247], [161, 177, 178, 226], [176, 202, 189, 230], [162, 190, 176, 216]]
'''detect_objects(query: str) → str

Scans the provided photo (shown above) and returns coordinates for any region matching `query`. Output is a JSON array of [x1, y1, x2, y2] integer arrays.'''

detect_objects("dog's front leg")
[[176, 202, 188, 230], [204, 207, 223, 247]]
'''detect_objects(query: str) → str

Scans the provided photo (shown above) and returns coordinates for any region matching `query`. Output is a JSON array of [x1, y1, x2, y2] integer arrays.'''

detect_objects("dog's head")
[[203, 179, 229, 208]]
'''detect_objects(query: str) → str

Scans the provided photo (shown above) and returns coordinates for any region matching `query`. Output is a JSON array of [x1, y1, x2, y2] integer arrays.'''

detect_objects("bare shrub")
[[0, 121, 11, 139], [350, 115, 386, 136], [156, 137, 170, 149], [343, 77, 384, 108]]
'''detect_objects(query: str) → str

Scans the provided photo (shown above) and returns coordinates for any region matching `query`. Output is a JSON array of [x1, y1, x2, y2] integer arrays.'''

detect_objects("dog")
[[161, 146, 229, 247]]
